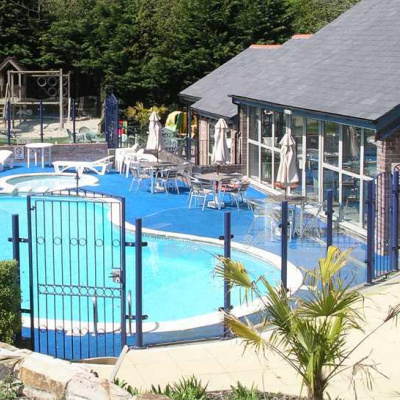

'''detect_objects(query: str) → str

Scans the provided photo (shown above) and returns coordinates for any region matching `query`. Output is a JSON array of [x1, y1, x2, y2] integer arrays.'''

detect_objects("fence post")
[[326, 189, 333, 251], [223, 212, 232, 338], [6, 100, 11, 145], [72, 99, 76, 143], [120, 198, 127, 348], [391, 171, 399, 271], [39, 100, 44, 143], [135, 218, 144, 348], [366, 180, 375, 284], [9, 214, 21, 341], [281, 201, 288, 291]]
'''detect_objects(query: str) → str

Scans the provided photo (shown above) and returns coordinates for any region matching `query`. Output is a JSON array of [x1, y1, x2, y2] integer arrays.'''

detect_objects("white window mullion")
[[338, 124, 343, 220], [318, 121, 324, 202], [359, 128, 365, 228], [302, 117, 306, 197]]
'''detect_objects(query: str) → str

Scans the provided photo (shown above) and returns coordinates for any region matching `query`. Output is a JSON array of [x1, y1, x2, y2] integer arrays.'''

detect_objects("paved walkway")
[[91, 275, 400, 400]]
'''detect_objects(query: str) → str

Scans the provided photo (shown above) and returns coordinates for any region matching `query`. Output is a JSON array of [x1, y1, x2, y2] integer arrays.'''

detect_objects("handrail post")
[[72, 98, 76, 143], [392, 171, 399, 271], [6, 100, 11, 145], [281, 201, 288, 291], [366, 180, 375, 284], [135, 218, 144, 348], [326, 189, 334, 251], [223, 212, 232, 338], [39, 100, 44, 143]]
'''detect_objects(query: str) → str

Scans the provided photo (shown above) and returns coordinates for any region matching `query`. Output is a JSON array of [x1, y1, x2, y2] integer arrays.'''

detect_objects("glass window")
[[261, 110, 273, 146], [274, 151, 281, 186], [342, 175, 360, 224], [208, 120, 216, 164], [305, 119, 319, 201], [249, 143, 259, 179], [364, 129, 377, 176], [248, 107, 260, 141], [323, 169, 340, 212], [342, 126, 361, 174], [274, 111, 285, 147], [324, 122, 340, 166], [261, 148, 272, 185], [292, 116, 304, 195]]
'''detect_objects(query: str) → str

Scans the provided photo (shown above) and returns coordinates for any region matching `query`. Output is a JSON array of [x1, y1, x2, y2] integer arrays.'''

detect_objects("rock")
[[134, 395, 171, 400]]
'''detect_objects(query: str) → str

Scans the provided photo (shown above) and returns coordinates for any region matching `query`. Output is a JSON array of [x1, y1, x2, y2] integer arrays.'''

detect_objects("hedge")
[[0, 260, 21, 344]]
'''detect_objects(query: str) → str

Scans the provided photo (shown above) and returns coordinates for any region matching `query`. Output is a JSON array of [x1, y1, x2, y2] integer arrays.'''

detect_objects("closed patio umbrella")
[[146, 111, 165, 152], [212, 118, 230, 165], [275, 131, 299, 194]]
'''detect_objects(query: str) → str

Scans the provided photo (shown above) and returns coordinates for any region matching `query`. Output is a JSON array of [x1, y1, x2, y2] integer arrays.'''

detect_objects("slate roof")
[[230, 0, 400, 131]]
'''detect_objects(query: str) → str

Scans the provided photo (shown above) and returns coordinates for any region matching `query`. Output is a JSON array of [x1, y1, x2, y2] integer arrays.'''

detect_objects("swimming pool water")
[[0, 196, 280, 327]]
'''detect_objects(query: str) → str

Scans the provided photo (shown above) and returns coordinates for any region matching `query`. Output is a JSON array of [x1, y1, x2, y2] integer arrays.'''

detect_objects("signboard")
[[14, 146, 25, 160]]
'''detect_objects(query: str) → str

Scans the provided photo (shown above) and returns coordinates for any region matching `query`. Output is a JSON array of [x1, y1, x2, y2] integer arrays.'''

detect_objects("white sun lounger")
[[53, 156, 113, 177], [0, 150, 14, 172]]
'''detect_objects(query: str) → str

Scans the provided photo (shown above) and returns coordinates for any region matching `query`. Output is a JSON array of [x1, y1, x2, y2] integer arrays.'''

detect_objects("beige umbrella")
[[212, 118, 230, 165], [275, 131, 299, 194], [146, 111, 165, 152]]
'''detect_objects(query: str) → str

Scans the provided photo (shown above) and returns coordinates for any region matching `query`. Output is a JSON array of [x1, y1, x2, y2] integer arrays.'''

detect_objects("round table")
[[25, 143, 53, 168]]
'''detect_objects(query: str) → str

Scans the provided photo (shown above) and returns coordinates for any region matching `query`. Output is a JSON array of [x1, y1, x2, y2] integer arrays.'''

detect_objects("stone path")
[[91, 274, 400, 400]]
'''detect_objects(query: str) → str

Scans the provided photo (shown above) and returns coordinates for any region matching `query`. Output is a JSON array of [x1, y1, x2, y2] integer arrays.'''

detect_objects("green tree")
[[289, 0, 360, 33], [216, 247, 400, 400]]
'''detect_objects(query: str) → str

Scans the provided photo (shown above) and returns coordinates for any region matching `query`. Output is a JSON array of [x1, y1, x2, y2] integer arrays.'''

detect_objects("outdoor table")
[[196, 172, 235, 210], [268, 195, 308, 237], [140, 161, 176, 193], [25, 143, 53, 168]]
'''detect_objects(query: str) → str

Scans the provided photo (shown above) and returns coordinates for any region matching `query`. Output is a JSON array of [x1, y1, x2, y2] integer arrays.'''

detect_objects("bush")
[[0, 260, 21, 344], [0, 374, 23, 400], [151, 375, 207, 400]]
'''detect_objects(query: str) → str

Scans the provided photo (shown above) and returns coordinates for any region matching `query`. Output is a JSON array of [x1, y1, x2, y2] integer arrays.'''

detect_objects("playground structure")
[[0, 57, 71, 129]]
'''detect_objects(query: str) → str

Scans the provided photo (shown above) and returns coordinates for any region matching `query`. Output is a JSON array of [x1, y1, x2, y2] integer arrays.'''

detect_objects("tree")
[[288, 0, 360, 34], [215, 247, 400, 400]]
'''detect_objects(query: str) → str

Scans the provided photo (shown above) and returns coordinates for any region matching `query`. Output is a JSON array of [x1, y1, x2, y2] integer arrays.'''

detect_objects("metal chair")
[[188, 178, 213, 211], [157, 169, 180, 194], [129, 162, 151, 192]]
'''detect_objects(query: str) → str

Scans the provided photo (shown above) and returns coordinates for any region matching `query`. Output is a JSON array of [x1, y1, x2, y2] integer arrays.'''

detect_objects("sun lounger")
[[0, 150, 14, 172], [53, 156, 113, 177]]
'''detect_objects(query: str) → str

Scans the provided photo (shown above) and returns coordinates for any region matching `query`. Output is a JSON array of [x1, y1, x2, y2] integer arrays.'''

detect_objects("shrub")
[[0, 260, 21, 344], [0, 374, 23, 400], [151, 375, 207, 400]]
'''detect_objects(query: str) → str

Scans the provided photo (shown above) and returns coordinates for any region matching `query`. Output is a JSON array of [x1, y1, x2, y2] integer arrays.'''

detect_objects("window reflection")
[[306, 119, 319, 200], [323, 169, 340, 212], [342, 126, 361, 173], [274, 111, 285, 146], [292, 116, 303, 195], [261, 148, 272, 185], [249, 143, 259, 179], [342, 174, 360, 223], [261, 110, 273, 146], [324, 122, 339, 166], [364, 129, 377, 176], [249, 107, 260, 141]]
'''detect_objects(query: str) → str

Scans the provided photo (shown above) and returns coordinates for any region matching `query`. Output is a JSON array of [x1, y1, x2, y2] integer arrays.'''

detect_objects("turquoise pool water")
[[0, 196, 280, 326]]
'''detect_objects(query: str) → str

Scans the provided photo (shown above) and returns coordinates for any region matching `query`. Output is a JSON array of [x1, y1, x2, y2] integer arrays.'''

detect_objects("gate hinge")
[[125, 314, 148, 321], [30, 206, 35, 211], [218, 235, 234, 240], [7, 238, 29, 243], [125, 242, 148, 247]]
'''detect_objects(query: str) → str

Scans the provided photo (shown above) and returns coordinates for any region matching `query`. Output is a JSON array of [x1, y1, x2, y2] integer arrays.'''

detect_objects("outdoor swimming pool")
[[0, 196, 286, 327], [0, 173, 98, 192]]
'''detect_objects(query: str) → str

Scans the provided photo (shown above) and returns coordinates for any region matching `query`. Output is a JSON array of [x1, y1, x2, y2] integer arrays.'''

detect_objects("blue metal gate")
[[366, 171, 399, 282], [25, 190, 126, 360], [104, 94, 119, 148]]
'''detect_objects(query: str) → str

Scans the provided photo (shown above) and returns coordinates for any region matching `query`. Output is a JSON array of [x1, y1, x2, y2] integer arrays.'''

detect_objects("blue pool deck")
[[0, 164, 368, 285]]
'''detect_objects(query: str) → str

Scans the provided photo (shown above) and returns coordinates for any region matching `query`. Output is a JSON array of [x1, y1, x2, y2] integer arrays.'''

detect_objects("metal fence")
[[3, 176, 399, 360]]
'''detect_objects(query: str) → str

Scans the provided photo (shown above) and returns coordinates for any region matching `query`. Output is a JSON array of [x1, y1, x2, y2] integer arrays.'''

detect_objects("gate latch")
[[110, 269, 122, 284]]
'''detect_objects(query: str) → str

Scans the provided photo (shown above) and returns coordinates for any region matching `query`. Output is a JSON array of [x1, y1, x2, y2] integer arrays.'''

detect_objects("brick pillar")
[[198, 118, 208, 166], [239, 104, 248, 174]]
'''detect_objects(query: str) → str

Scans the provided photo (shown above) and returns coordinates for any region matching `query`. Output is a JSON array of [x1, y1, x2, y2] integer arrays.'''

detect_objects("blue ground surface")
[[0, 164, 367, 285]]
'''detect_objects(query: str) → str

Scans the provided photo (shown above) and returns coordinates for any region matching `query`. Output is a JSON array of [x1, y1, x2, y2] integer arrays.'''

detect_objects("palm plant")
[[215, 246, 400, 400]]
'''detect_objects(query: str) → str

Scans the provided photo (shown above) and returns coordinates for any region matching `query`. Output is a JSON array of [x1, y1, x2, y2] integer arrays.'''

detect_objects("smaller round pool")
[[0, 173, 98, 193]]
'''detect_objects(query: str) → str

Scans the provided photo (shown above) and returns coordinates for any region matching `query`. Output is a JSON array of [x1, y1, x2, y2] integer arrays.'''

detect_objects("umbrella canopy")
[[275, 131, 299, 189], [146, 111, 165, 151], [212, 118, 230, 164]]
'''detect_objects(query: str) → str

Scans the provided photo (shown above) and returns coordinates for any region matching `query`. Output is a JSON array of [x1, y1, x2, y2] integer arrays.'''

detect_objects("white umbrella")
[[146, 111, 165, 152], [212, 118, 230, 165], [275, 131, 299, 193]]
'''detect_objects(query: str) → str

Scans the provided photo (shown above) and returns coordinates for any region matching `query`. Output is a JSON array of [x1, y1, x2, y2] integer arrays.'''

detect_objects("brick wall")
[[377, 131, 400, 173], [239, 104, 248, 175], [2, 143, 109, 163]]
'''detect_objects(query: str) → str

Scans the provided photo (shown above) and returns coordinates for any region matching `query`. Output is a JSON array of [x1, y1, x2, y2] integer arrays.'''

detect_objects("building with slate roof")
[[181, 0, 400, 232]]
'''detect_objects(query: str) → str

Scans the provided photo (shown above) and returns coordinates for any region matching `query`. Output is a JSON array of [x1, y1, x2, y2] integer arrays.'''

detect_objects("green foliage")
[[230, 381, 259, 400], [215, 247, 400, 400], [0, 374, 23, 400], [113, 377, 140, 396], [0, 260, 21, 344], [151, 375, 207, 400], [288, 0, 360, 34]]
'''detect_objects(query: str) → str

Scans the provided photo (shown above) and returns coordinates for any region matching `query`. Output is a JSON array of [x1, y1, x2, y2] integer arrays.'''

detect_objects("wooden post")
[[59, 69, 64, 129]]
